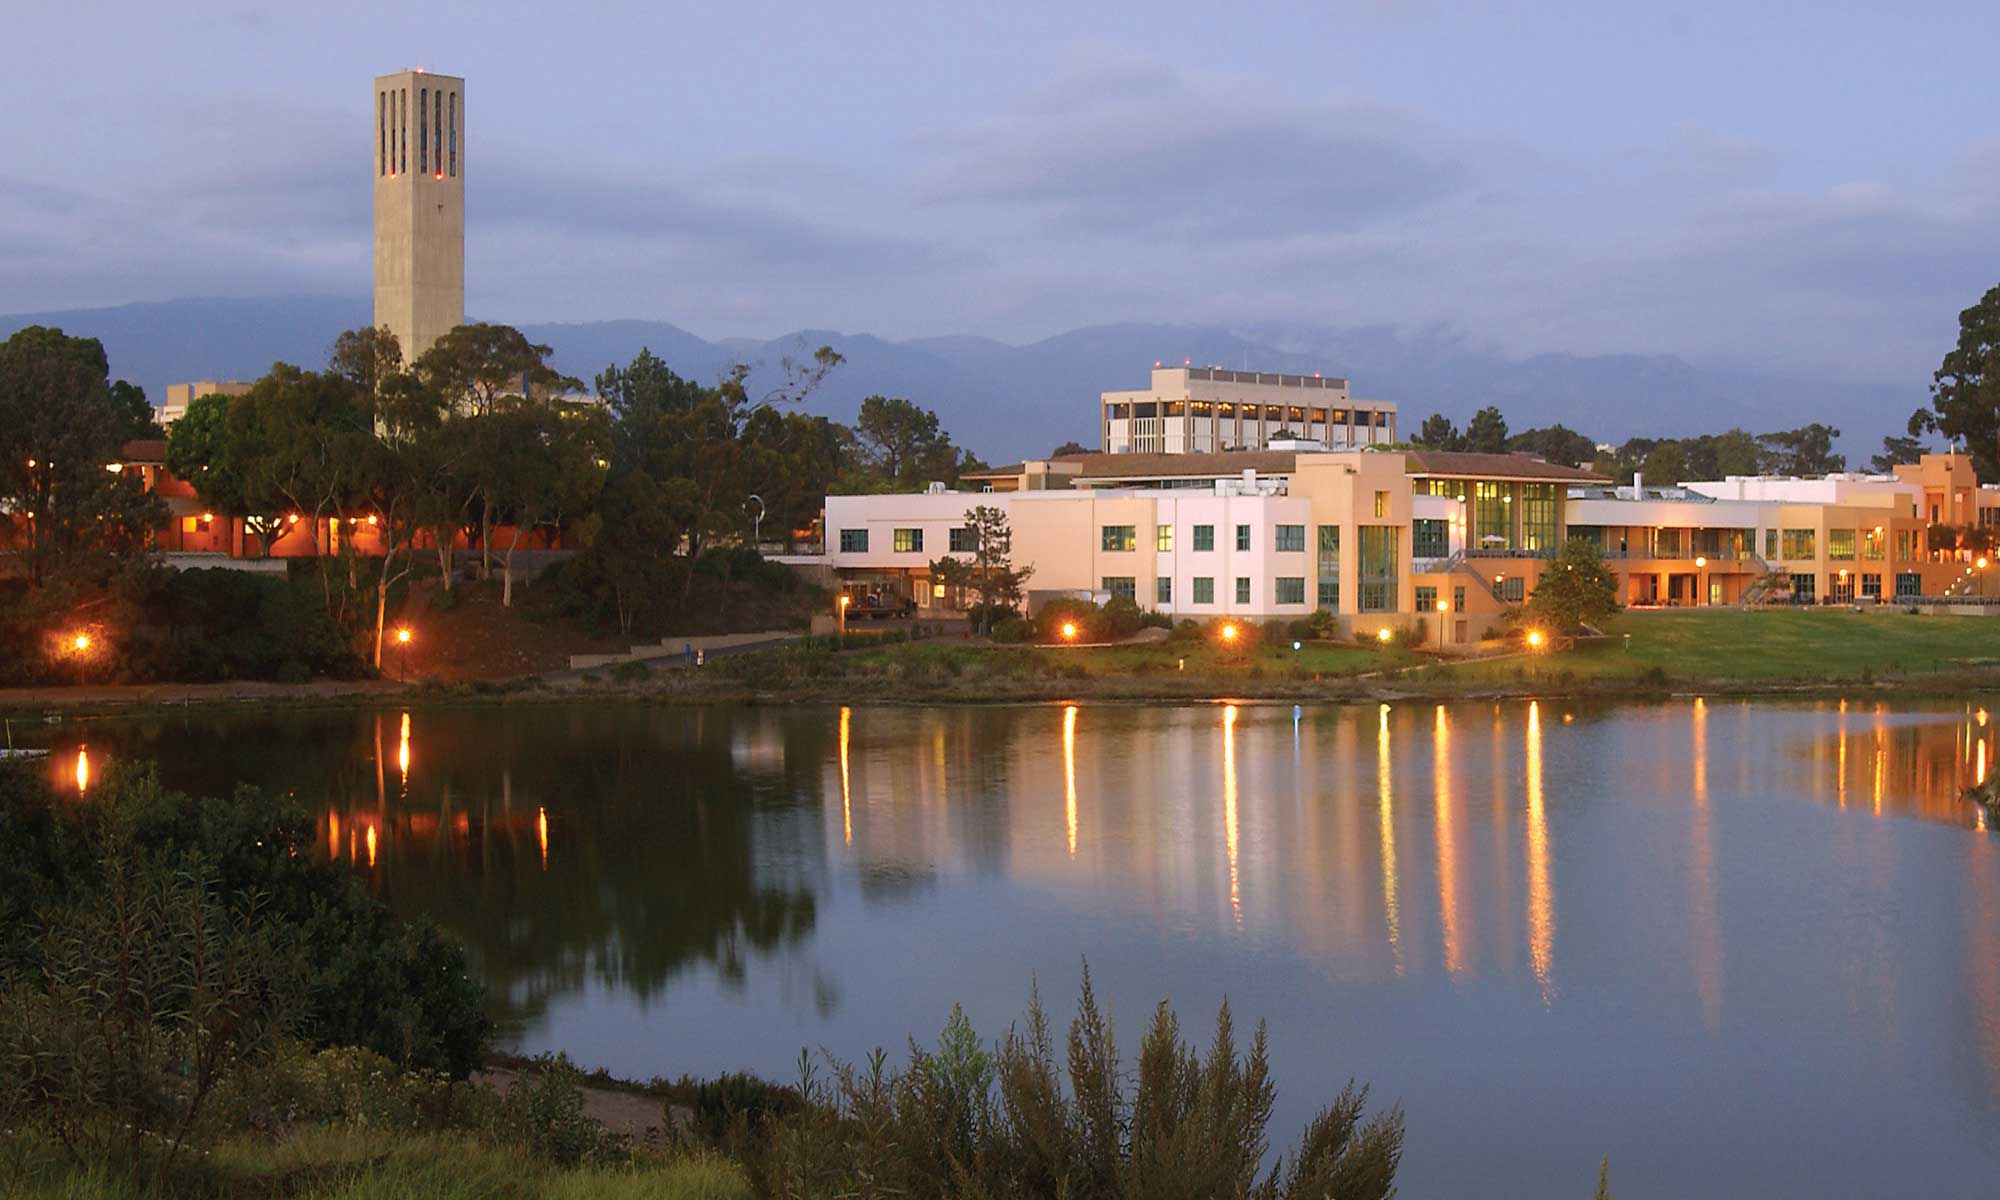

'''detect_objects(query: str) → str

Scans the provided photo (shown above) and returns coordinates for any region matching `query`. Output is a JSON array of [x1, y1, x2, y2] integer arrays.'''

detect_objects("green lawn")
[[1445, 609, 2000, 684], [849, 635, 1418, 680]]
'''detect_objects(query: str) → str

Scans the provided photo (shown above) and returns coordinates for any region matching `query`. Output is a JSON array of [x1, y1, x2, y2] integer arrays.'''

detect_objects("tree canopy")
[[1911, 283, 2000, 480]]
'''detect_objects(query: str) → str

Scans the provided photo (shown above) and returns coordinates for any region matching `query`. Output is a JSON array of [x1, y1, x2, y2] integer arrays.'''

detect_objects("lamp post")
[[394, 626, 413, 680], [1694, 555, 1706, 606], [746, 494, 766, 549], [837, 594, 851, 648], [1436, 598, 1450, 647]]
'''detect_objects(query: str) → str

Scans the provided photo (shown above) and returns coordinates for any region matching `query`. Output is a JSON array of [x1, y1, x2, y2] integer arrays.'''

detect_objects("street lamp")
[[1376, 626, 1394, 644], [746, 494, 766, 547], [837, 594, 851, 646], [1526, 629, 1546, 650], [71, 632, 91, 653], [1060, 621, 1079, 641], [394, 626, 413, 679], [1220, 622, 1239, 643]]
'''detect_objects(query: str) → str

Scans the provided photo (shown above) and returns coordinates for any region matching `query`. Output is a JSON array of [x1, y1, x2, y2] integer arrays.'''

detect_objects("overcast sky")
[[3, 1, 1996, 384]]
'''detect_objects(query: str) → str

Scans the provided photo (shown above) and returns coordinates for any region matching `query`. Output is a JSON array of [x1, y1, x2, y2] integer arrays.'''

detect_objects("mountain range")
[[0, 297, 1918, 464]]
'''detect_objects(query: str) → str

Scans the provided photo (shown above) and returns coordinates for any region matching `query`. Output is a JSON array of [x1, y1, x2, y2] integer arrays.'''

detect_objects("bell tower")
[[373, 69, 464, 365]]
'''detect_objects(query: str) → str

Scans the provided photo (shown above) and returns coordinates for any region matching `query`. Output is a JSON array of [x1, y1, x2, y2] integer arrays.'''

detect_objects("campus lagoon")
[[49, 698, 2000, 1197]]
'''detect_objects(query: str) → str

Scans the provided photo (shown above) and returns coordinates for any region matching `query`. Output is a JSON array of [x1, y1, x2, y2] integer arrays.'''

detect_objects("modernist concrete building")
[[1101, 366, 1396, 454], [159, 380, 253, 426], [373, 69, 465, 363]]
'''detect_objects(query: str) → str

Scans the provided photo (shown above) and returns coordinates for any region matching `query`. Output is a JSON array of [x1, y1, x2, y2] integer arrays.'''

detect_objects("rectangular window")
[[1861, 573, 1883, 599], [1475, 482, 1513, 551], [1156, 577, 1173, 605], [1896, 530, 1914, 562], [1415, 585, 1437, 612], [1358, 526, 1398, 612], [1276, 577, 1305, 604], [1101, 576, 1136, 601], [1193, 576, 1215, 604], [1374, 490, 1388, 518], [1453, 586, 1466, 613], [1896, 572, 1922, 597], [449, 91, 457, 176], [1828, 528, 1857, 560], [1829, 571, 1854, 603], [949, 527, 976, 553], [1412, 518, 1450, 559], [1156, 524, 1173, 552], [894, 528, 923, 553], [839, 529, 869, 553], [1862, 527, 1885, 561], [1791, 573, 1817, 603], [1275, 524, 1305, 552], [1502, 577, 1526, 602], [1235, 524, 1251, 552], [1653, 528, 1688, 559], [1781, 529, 1816, 560], [1521, 484, 1557, 553], [1100, 525, 1136, 552], [1235, 577, 1251, 605], [1765, 528, 1779, 560], [1193, 524, 1215, 551], [1316, 525, 1340, 610]]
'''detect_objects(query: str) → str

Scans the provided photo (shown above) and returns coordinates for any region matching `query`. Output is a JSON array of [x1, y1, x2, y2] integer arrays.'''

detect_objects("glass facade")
[[1521, 484, 1557, 553], [1474, 482, 1512, 551], [1358, 526, 1397, 612]]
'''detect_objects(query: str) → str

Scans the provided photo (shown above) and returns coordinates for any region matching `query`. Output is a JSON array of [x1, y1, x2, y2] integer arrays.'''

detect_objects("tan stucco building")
[[373, 69, 464, 364]]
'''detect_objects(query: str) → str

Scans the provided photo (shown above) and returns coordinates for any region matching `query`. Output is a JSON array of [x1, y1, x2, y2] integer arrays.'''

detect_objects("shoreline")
[[6, 664, 2000, 722]]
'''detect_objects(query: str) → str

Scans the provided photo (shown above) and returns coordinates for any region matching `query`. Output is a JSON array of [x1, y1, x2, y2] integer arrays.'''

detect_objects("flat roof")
[[1403, 450, 1609, 484]]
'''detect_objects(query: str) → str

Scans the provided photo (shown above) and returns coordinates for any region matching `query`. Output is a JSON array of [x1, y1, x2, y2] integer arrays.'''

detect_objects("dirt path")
[[474, 1067, 679, 1149]]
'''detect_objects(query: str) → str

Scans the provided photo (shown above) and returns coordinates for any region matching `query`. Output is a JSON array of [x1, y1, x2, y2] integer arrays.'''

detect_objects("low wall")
[[568, 630, 801, 671]]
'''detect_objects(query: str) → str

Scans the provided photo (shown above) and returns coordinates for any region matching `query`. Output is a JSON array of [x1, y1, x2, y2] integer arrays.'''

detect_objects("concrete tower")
[[373, 69, 464, 365]]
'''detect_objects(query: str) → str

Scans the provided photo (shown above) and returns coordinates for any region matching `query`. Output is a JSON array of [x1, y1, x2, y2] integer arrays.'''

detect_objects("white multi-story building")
[[1100, 366, 1396, 454]]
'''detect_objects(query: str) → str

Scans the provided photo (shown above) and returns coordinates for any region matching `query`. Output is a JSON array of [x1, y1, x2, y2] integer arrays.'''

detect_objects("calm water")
[[49, 698, 2000, 1198]]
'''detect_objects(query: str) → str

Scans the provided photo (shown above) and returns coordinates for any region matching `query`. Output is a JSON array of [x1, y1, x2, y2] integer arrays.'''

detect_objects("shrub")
[[610, 659, 652, 683], [1392, 620, 1428, 650], [1168, 618, 1203, 643], [1305, 608, 1340, 640], [1036, 597, 1100, 643], [0, 770, 489, 1079], [1100, 596, 1145, 640], [490, 1054, 626, 1167], [1203, 616, 1258, 652], [989, 616, 1031, 644], [1139, 609, 1174, 630], [733, 968, 1404, 1199]]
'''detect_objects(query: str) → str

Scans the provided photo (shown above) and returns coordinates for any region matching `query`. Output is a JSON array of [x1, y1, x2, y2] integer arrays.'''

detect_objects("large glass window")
[[1782, 528, 1816, 560], [1828, 528, 1857, 560], [1415, 585, 1437, 612], [1861, 573, 1883, 599], [1276, 577, 1305, 605], [894, 528, 923, 553], [1358, 526, 1398, 612], [1234, 577, 1251, 605], [1317, 526, 1340, 609], [1474, 482, 1513, 551], [949, 527, 975, 553], [1521, 484, 1557, 553], [1791, 573, 1817, 602], [1653, 528, 1688, 559], [1102, 577, 1136, 601], [1156, 524, 1173, 552], [1501, 577, 1525, 602], [1192, 524, 1215, 551], [1765, 529, 1779, 560], [839, 529, 868, 553], [1896, 572, 1921, 597], [1235, 524, 1251, 552], [1156, 577, 1172, 605], [1193, 576, 1215, 604], [1862, 527, 1885, 560], [1896, 530, 1914, 561], [1101, 525, 1136, 552], [1275, 524, 1305, 552], [1412, 518, 1450, 559]]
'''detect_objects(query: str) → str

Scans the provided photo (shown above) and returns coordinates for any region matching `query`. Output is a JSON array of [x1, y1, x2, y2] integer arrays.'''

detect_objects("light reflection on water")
[[45, 697, 2000, 1198]]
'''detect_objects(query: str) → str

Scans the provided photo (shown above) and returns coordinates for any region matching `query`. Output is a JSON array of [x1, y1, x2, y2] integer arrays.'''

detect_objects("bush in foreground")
[[707, 969, 1404, 1199]]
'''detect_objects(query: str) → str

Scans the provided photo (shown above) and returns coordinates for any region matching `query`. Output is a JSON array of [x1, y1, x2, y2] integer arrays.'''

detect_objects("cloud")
[[915, 67, 1481, 239]]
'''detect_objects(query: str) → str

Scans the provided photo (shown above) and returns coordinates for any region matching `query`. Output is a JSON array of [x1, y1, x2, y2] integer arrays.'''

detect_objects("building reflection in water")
[[1525, 700, 1553, 1003], [1800, 703, 1997, 828], [1434, 705, 1464, 979], [1689, 697, 1722, 1031], [1377, 703, 1402, 976], [74, 746, 89, 795], [1223, 704, 1241, 925]]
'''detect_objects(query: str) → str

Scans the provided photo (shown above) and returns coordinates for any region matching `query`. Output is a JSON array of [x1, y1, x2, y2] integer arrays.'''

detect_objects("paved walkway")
[[0, 678, 410, 709]]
